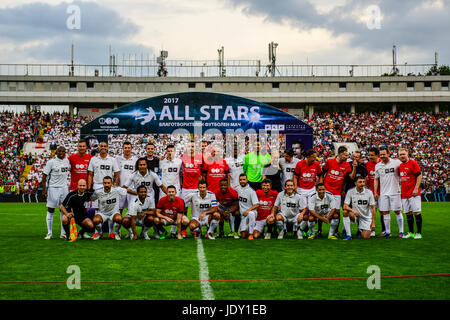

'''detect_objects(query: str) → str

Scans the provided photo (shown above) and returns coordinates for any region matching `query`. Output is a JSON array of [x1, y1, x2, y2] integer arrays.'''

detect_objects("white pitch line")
[[196, 238, 215, 300]]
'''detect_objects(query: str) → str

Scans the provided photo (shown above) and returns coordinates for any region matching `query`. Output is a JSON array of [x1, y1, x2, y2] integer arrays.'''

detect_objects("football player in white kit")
[[122, 185, 154, 241], [159, 144, 182, 198], [235, 174, 260, 240], [343, 176, 376, 240], [87, 141, 120, 238], [272, 179, 307, 239], [115, 141, 137, 213], [91, 176, 128, 240], [302, 183, 339, 240], [224, 144, 245, 190], [374, 146, 404, 238], [187, 180, 220, 240], [42, 146, 71, 239], [278, 148, 300, 190]]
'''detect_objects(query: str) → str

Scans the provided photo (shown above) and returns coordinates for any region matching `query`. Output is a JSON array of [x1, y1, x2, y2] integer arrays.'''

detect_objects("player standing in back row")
[[115, 141, 137, 213], [321, 146, 356, 238], [365, 147, 383, 236], [398, 148, 423, 239], [374, 146, 404, 238], [42, 146, 71, 239]]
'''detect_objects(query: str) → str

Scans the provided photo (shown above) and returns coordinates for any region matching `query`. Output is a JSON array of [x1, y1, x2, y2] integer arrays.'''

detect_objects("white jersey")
[[375, 158, 401, 196], [116, 155, 138, 186], [125, 169, 162, 196], [274, 191, 305, 218], [235, 184, 259, 213], [43, 157, 71, 188], [189, 191, 218, 219], [160, 157, 182, 189], [225, 156, 245, 188], [88, 155, 120, 186], [279, 157, 300, 187], [344, 187, 376, 220], [91, 187, 127, 216], [127, 196, 155, 217], [308, 192, 336, 216]]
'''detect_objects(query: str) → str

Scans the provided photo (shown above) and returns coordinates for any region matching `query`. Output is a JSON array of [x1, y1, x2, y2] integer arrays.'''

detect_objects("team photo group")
[[43, 134, 423, 242]]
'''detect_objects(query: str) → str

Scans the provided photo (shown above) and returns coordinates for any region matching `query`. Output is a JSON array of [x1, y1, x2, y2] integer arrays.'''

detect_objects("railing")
[[0, 62, 438, 78]]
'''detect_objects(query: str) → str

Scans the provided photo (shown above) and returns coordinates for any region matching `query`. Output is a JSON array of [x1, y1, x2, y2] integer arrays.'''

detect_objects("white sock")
[[143, 226, 149, 234], [383, 214, 391, 234], [229, 214, 235, 232], [299, 220, 307, 231], [127, 228, 133, 236], [95, 223, 102, 233], [343, 216, 351, 237], [114, 222, 121, 234], [170, 225, 177, 233], [248, 211, 256, 234], [60, 212, 66, 235], [330, 219, 339, 236], [108, 219, 114, 234], [308, 221, 316, 234], [208, 219, 219, 234], [46, 211, 54, 234], [276, 220, 285, 232], [396, 214, 404, 233]]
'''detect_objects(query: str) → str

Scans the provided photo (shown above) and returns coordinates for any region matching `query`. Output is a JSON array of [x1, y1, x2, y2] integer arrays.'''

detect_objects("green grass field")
[[0, 202, 449, 300]]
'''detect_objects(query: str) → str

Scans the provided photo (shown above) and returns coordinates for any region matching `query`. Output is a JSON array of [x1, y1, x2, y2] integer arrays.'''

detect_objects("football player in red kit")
[[254, 179, 278, 239], [214, 179, 239, 238]]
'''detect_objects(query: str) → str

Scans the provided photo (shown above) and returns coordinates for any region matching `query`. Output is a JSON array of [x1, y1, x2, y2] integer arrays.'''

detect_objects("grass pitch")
[[0, 202, 448, 300]]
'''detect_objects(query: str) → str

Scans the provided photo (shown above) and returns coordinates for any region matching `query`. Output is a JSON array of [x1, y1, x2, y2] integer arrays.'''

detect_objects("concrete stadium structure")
[[1, 65, 449, 118]]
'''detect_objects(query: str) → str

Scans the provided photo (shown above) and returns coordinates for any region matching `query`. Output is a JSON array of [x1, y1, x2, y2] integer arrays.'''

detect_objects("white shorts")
[[330, 195, 341, 210], [379, 194, 402, 212], [47, 186, 68, 209], [191, 216, 209, 227], [280, 212, 301, 225], [298, 187, 316, 207], [124, 214, 144, 226], [402, 196, 421, 213], [96, 212, 117, 224], [358, 217, 373, 231], [239, 210, 257, 232], [181, 188, 198, 208], [254, 219, 267, 233]]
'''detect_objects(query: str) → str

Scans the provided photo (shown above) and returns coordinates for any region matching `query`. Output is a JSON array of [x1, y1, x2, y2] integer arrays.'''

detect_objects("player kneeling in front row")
[[236, 174, 260, 240], [254, 179, 278, 239], [122, 185, 154, 240], [342, 177, 376, 240], [188, 181, 220, 240], [272, 179, 307, 239], [60, 179, 95, 241], [215, 178, 240, 238], [301, 183, 339, 240], [154, 185, 189, 240], [91, 176, 127, 240]]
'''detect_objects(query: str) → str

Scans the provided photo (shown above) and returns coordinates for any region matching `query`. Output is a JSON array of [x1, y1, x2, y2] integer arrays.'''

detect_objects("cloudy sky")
[[0, 0, 448, 66]]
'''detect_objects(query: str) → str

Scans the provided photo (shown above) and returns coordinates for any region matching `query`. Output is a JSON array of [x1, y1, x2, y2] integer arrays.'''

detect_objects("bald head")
[[77, 179, 87, 194]]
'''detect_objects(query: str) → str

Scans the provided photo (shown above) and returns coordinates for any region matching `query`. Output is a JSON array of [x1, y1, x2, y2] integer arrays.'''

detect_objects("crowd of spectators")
[[0, 110, 447, 202], [307, 111, 449, 200]]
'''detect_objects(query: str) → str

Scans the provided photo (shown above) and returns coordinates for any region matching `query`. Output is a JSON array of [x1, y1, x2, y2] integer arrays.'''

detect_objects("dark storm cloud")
[[225, 0, 450, 62], [0, 1, 153, 64]]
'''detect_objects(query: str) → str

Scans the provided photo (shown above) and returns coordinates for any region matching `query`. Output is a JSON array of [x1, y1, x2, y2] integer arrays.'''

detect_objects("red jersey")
[[68, 153, 92, 191], [294, 160, 322, 190], [214, 187, 238, 208], [365, 159, 381, 194], [202, 160, 230, 193], [181, 153, 203, 189], [322, 158, 351, 195], [256, 189, 278, 220], [156, 196, 185, 220], [400, 159, 421, 199]]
